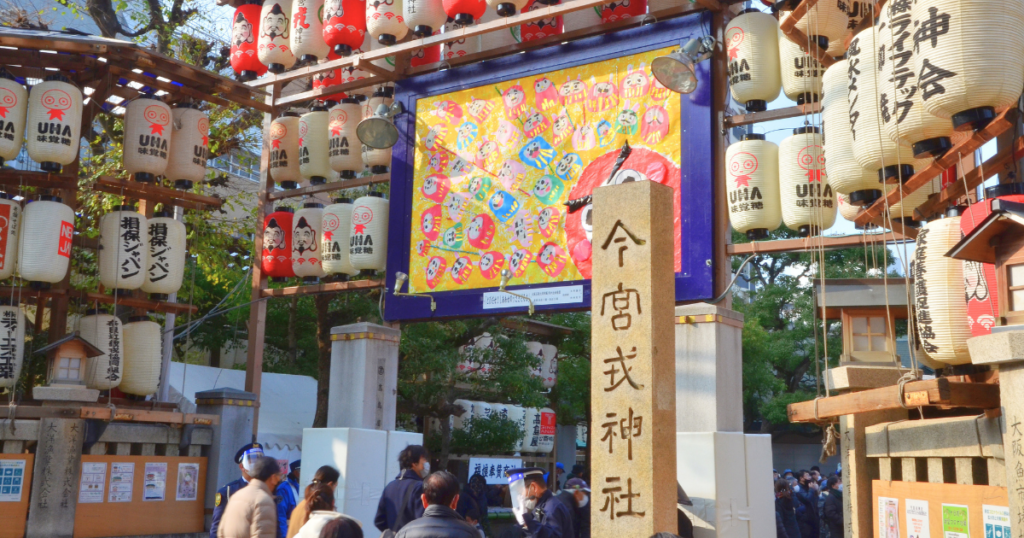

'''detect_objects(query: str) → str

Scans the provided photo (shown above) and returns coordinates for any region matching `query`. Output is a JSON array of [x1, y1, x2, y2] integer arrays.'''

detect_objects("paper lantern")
[[779, 127, 836, 236], [877, 2, 954, 158], [491, 403, 510, 423], [141, 211, 187, 300], [472, 401, 492, 421], [79, 311, 123, 391], [258, 0, 297, 73], [778, 28, 823, 105], [270, 113, 302, 189], [478, 8, 520, 50], [405, 0, 447, 37], [367, 0, 408, 45], [822, 60, 881, 206], [912, 0, 1024, 131], [837, 194, 862, 223], [0, 70, 27, 167], [540, 343, 557, 388], [453, 399, 473, 429], [26, 75, 82, 173], [321, 198, 358, 276], [833, 0, 870, 56], [339, 33, 373, 91], [884, 176, 939, 227], [350, 192, 388, 271], [99, 206, 147, 292], [293, 202, 325, 281], [507, 405, 525, 451], [601, 0, 644, 23], [324, 0, 366, 56], [120, 317, 162, 396], [443, 0, 487, 26], [123, 96, 171, 183], [778, 0, 848, 51], [300, 103, 332, 185], [725, 134, 781, 240], [725, 10, 781, 112], [0, 301, 24, 389], [291, 0, 330, 63], [526, 340, 545, 377], [410, 30, 442, 67], [329, 98, 363, 179], [263, 206, 295, 280], [164, 104, 208, 189], [535, 407, 555, 454], [562, 0, 600, 33], [231, 2, 269, 81], [18, 195, 73, 285], [485, 0, 527, 17], [0, 194, 21, 281], [913, 212, 971, 365], [442, 18, 483, 59], [521, 407, 539, 453], [520, 0, 561, 43]]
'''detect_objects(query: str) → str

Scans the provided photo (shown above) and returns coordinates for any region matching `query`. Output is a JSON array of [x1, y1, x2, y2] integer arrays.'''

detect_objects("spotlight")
[[651, 36, 716, 95]]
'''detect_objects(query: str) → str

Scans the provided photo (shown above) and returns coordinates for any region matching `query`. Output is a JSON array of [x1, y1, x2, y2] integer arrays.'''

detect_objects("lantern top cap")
[[114, 204, 137, 212], [739, 7, 764, 14], [309, 102, 329, 112], [273, 206, 295, 213], [175, 102, 200, 110], [128, 315, 152, 323], [83, 308, 106, 315], [282, 111, 301, 117], [341, 97, 360, 104], [945, 205, 964, 218], [133, 93, 162, 102], [36, 194, 63, 203], [153, 210, 173, 218], [793, 126, 820, 135], [0, 192, 13, 200], [43, 73, 74, 85], [303, 202, 324, 209], [367, 192, 385, 199], [333, 197, 353, 204], [741, 133, 766, 141]]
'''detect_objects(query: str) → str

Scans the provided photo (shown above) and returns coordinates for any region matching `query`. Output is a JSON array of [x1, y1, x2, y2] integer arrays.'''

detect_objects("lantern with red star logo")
[[123, 96, 172, 183], [329, 98, 363, 178], [26, 75, 82, 173], [230, 2, 268, 81], [164, 104, 209, 190], [725, 134, 780, 241], [0, 69, 27, 168], [780, 127, 835, 237], [350, 192, 389, 272]]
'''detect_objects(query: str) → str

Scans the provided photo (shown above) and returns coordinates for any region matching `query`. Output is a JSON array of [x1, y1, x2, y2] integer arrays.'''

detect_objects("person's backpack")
[[380, 480, 418, 538]]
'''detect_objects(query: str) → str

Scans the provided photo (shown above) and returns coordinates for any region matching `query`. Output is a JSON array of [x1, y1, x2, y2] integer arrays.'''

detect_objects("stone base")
[[826, 365, 913, 392], [32, 384, 99, 403], [966, 329, 1024, 365]]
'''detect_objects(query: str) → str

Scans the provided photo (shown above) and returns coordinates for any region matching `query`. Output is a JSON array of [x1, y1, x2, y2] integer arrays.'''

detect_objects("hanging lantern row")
[[96, 205, 188, 299], [442, 399, 556, 454], [122, 98, 210, 185]]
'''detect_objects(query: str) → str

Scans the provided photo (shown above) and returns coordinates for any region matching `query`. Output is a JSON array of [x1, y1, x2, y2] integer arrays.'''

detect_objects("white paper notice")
[[0, 459, 26, 502], [468, 457, 523, 485], [982, 505, 1010, 538], [878, 497, 900, 538], [109, 462, 135, 503], [78, 462, 107, 503], [176, 463, 200, 501], [143, 462, 167, 501], [482, 285, 583, 310], [906, 499, 930, 538]]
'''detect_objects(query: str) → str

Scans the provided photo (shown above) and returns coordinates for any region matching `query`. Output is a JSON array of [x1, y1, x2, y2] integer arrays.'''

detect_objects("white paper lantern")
[[98, 206, 147, 291], [837, 194, 862, 222], [368, 0, 408, 46], [453, 399, 474, 430], [484, 0, 527, 17], [0, 194, 21, 281], [362, 136, 393, 173], [350, 192, 389, 271], [526, 341, 544, 378], [0, 303, 24, 389], [164, 105, 208, 189], [369, 36, 397, 72], [535, 407, 555, 454], [912, 0, 1024, 131], [291, 0, 330, 63], [329, 99, 364, 179], [725, 134, 781, 240], [778, 28, 823, 105], [725, 10, 781, 112], [406, 0, 447, 37], [321, 198, 358, 276], [18, 195, 74, 285], [293, 202, 326, 280], [258, 0, 297, 72], [540, 343, 557, 388], [473, 401, 492, 421], [779, 127, 836, 236], [120, 317, 162, 396], [442, 18, 482, 60], [913, 213, 972, 365], [0, 71, 27, 167], [141, 211, 187, 299], [778, 0, 848, 52], [491, 403, 510, 423], [521, 407, 539, 453], [270, 113, 302, 189], [26, 75, 82, 173], [79, 311, 123, 391], [826, 0, 866, 56], [884, 176, 940, 226], [822, 59, 882, 206], [300, 104, 332, 184], [123, 96, 172, 182], [507, 405, 525, 451], [479, 7, 520, 50]]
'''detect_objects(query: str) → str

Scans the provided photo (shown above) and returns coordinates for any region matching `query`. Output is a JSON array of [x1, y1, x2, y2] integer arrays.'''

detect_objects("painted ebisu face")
[[264, 220, 285, 251], [233, 12, 254, 46], [262, 4, 289, 40], [292, 218, 316, 255]]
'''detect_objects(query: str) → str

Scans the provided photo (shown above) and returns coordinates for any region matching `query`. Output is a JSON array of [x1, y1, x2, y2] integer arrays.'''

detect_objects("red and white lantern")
[[367, 0, 408, 46], [321, 198, 358, 276], [258, 0, 297, 73], [263, 207, 295, 281], [0, 70, 27, 167], [443, 0, 487, 26], [329, 98, 363, 179], [18, 195, 73, 285], [231, 2, 269, 81], [323, 0, 367, 56], [293, 202, 326, 281], [0, 194, 20, 281], [601, 0, 645, 23], [350, 192, 388, 272], [779, 127, 836, 236], [291, 0, 330, 63], [520, 0, 561, 43], [443, 18, 482, 60]]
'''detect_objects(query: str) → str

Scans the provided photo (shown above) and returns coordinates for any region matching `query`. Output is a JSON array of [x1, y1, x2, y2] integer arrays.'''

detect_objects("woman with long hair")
[[287, 466, 341, 538], [318, 517, 364, 538]]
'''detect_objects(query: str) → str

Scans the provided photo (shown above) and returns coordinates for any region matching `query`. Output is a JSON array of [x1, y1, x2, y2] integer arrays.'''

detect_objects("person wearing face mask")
[[775, 479, 801, 538], [212, 444, 266, 538], [506, 467, 574, 538], [456, 474, 490, 536], [376, 445, 430, 536], [555, 478, 590, 538], [822, 476, 843, 538]]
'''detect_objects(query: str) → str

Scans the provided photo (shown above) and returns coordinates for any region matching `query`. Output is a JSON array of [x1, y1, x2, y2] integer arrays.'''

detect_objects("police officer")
[[210, 443, 264, 538], [507, 467, 574, 538]]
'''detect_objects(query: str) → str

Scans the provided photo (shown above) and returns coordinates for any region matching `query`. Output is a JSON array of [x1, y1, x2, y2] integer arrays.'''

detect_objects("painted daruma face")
[[538, 207, 560, 238], [466, 214, 495, 249], [421, 174, 450, 203], [479, 251, 504, 280], [425, 256, 447, 289]]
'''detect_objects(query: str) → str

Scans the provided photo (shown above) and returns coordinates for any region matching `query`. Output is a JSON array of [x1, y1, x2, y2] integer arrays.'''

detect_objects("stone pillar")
[[556, 424, 578, 477], [328, 323, 400, 430], [674, 304, 744, 433], [196, 387, 256, 530], [26, 418, 85, 538]]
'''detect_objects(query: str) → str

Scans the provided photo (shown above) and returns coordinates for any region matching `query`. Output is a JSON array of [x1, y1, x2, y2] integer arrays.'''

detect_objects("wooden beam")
[[787, 378, 1000, 423], [267, 176, 391, 201], [0, 170, 77, 191], [273, 75, 392, 109], [91, 176, 224, 211], [778, 0, 836, 68], [260, 279, 384, 297], [80, 406, 220, 425], [724, 103, 821, 128], [914, 135, 1024, 221], [726, 231, 909, 255], [77, 291, 198, 315], [499, 318, 575, 337]]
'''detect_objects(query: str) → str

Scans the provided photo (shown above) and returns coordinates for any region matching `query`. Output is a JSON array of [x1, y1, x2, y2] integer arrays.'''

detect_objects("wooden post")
[[711, 6, 733, 308]]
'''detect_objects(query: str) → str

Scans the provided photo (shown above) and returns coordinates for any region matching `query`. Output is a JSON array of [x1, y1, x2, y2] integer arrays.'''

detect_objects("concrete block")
[[32, 384, 99, 403], [676, 432, 750, 538], [966, 330, 1024, 365], [864, 415, 1003, 459], [385, 431, 423, 482], [196, 387, 256, 528], [674, 304, 744, 433], [301, 428, 388, 529], [743, 435, 775, 538], [328, 323, 400, 430], [26, 418, 85, 538], [826, 365, 912, 392], [0, 420, 39, 441]]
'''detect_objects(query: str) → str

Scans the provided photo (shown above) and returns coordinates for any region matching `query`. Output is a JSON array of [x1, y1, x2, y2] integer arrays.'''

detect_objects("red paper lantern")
[[323, 0, 367, 56], [443, 0, 487, 26], [313, 51, 349, 102], [601, 0, 645, 23], [263, 207, 296, 280], [231, 2, 269, 81], [410, 30, 442, 67], [520, 0, 561, 43]]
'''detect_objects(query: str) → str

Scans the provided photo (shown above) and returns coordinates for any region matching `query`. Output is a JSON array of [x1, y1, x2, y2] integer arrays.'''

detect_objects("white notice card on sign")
[[109, 462, 134, 503], [143, 462, 167, 501], [78, 462, 106, 503], [906, 499, 930, 538], [982, 505, 1010, 538], [878, 497, 900, 538], [0, 459, 26, 502]]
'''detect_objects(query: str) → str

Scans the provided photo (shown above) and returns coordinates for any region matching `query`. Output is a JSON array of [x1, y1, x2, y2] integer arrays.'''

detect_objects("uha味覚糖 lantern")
[[263, 207, 295, 281], [323, 0, 367, 56], [270, 112, 302, 189], [291, 0, 330, 63], [405, 0, 446, 37], [827, 0, 868, 55], [258, 0, 297, 73], [602, 0, 644, 23], [914, 210, 972, 365], [300, 103, 332, 185], [79, 311, 123, 391], [725, 134, 781, 240], [26, 75, 82, 173], [520, 0, 561, 43], [18, 195, 74, 285], [367, 0, 408, 46], [350, 192, 388, 272], [0, 70, 27, 168], [164, 104, 208, 190], [329, 98, 363, 179], [0, 193, 20, 281], [99, 205, 148, 292], [231, 2, 269, 81], [778, 28, 823, 105], [124, 96, 172, 183], [0, 300, 23, 389], [141, 211, 187, 300], [120, 316, 162, 396], [822, 60, 881, 206], [321, 198, 359, 277], [443, 0, 487, 26], [725, 10, 781, 112], [293, 202, 326, 281], [779, 127, 836, 236]]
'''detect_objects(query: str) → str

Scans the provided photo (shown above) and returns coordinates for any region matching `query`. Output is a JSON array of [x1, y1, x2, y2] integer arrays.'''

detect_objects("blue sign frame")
[[384, 14, 715, 322]]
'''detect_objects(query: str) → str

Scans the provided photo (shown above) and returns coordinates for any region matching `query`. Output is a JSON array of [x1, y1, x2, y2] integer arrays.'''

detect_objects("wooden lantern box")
[[815, 279, 911, 365]]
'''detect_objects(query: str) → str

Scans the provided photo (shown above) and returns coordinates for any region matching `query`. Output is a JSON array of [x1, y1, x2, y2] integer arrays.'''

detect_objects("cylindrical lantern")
[[410, 30, 442, 67], [293, 202, 325, 281], [778, 0, 847, 51], [779, 127, 836, 236], [885, 177, 939, 228], [443, 0, 487, 26], [258, 0, 297, 73], [367, 0, 408, 46], [350, 192, 388, 272], [912, 0, 1024, 131], [141, 211, 187, 300], [405, 0, 447, 37], [0, 194, 21, 281], [18, 195, 73, 285], [837, 194, 862, 223], [120, 316, 162, 396], [878, 1, 954, 158], [778, 28, 823, 105], [507, 405, 525, 451], [521, 407, 539, 453], [323, 0, 367, 56], [453, 399, 473, 430], [832, 0, 869, 56], [231, 2, 269, 81], [321, 198, 358, 276], [540, 343, 557, 388], [0, 70, 27, 167], [725, 10, 781, 112], [491, 403, 510, 422], [913, 212, 972, 365], [472, 401, 492, 421], [478, 8, 520, 50], [562, 0, 600, 33], [535, 407, 555, 454], [300, 103, 332, 185], [725, 134, 781, 240], [99, 206, 148, 292], [79, 311, 123, 391], [526, 340, 544, 378], [0, 300, 24, 389], [822, 60, 881, 206], [601, 0, 645, 23], [291, 0, 329, 63], [339, 33, 373, 90], [123, 96, 172, 183], [263, 206, 295, 281], [520, 0, 561, 43], [443, 17, 483, 59], [164, 104, 208, 190], [270, 112, 302, 189], [329, 98, 363, 178], [485, 0, 527, 17], [26, 74, 82, 173]]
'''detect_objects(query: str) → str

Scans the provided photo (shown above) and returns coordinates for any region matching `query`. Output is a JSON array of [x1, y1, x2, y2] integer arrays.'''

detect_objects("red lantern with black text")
[[313, 51, 348, 102], [443, 0, 487, 26], [231, 2, 268, 81], [263, 207, 295, 281]]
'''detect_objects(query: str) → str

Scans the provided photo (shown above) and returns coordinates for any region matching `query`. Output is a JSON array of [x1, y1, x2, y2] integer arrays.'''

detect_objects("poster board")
[[385, 15, 714, 321], [0, 454, 33, 538], [872, 479, 1008, 538], [73, 455, 205, 538]]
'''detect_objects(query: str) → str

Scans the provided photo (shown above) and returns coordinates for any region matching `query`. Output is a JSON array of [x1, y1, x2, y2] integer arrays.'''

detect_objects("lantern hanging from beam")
[[123, 96, 172, 183], [0, 193, 21, 281], [443, 0, 487, 26], [120, 316, 162, 396], [329, 98, 363, 179], [270, 112, 302, 189], [778, 28, 823, 105], [369, 35, 397, 72], [779, 127, 836, 237], [0, 70, 27, 168], [18, 195, 73, 286], [141, 211, 187, 300], [478, 8, 520, 50], [520, 0, 561, 43], [725, 134, 781, 241], [601, 0, 645, 23], [263, 206, 296, 281], [79, 311, 123, 391], [0, 299, 23, 390], [830, 0, 869, 56], [291, 0, 330, 63], [520, 407, 539, 452], [913, 211, 972, 365], [822, 60, 881, 206], [164, 104, 208, 190], [26, 74, 82, 174], [725, 9, 781, 113], [410, 30, 442, 67], [485, 0, 527, 17], [452, 399, 473, 430], [535, 407, 555, 453], [777, 0, 848, 52], [231, 1, 269, 81], [323, 0, 367, 56], [443, 18, 483, 59], [562, 0, 600, 33], [405, 0, 447, 37], [367, 0, 408, 46], [350, 192, 388, 272], [507, 405, 525, 451], [884, 177, 939, 229], [99, 205, 148, 292], [540, 343, 557, 388], [293, 202, 326, 282], [322, 198, 359, 276], [258, 0, 297, 73], [300, 102, 332, 185]]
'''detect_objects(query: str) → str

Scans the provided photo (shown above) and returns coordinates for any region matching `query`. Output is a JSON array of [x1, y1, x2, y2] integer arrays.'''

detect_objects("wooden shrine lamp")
[[814, 278, 911, 365], [35, 332, 104, 386]]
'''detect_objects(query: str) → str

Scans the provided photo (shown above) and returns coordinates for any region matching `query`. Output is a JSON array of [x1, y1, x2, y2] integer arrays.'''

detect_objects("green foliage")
[[427, 415, 524, 456], [543, 312, 591, 425]]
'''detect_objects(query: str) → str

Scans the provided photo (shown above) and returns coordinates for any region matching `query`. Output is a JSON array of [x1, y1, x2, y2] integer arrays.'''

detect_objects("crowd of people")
[[772, 466, 844, 538]]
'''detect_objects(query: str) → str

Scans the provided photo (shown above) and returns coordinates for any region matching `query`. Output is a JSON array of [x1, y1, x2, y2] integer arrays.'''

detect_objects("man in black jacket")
[[396, 471, 480, 538], [376, 445, 430, 534], [554, 478, 590, 538], [507, 467, 574, 538], [822, 476, 843, 538]]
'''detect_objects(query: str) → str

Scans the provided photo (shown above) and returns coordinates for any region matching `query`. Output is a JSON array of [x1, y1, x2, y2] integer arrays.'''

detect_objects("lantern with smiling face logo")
[[425, 256, 448, 289], [534, 77, 559, 112], [478, 251, 504, 280], [536, 242, 566, 277], [449, 256, 473, 284], [522, 108, 550, 139], [444, 191, 467, 221], [507, 247, 532, 278], [550, 110, 573, 147], [497, 159, 526, 192], [466, 213, 496, 249], [554, 153, 582, 183], [488, 190, 519, 223], [420, 204, 443, 241], [641, 105, 669, 145], [614, 102, 641, 136], [468, 176, 492, 202], [519, 137, 555, 170], [457, 122, 478, 152], [588, 74, 619, 113], [532, 175, 564, 205], [537, 206, 561, 238], [502, 84, 527, 121], [421, 173, 450, 203]]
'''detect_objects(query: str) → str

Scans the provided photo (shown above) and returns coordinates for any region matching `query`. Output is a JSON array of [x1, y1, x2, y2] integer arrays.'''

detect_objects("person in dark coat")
[[376, 445, 429, 534], [211, 443, 265, 538], [555, 478, 590, 538], [456, 474, 490, 536], [822, 476, 844, 538], [775, 478, 801, 538], [795, 470, 820, 538], [507, 467, 574, 538], [396, 471, 480, 538], [776, 511, 790, 538]]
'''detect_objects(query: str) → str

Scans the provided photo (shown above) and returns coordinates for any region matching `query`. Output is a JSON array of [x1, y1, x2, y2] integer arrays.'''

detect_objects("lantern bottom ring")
[[849, 189, 882, 207], [912, 136, 952, 159], [323, 274, 350, 283], [270, 277, 291, 283], [889, 217, 919, 229], [952, 106, 996, 132], [174, 179, 194, 191], [237, 70, 259, 83], [334, 45, 353, 57], [414, 26, 435, 38], [797, 224, 819, 237], [359, 269, 378, 277], [497, 3, 517, 16], [310, 177, 327, 185], [300, 54, 320, 65], [280, 181, 299, 190], [134, 172, 156, 183], [744, 99, 767, 113], [302, 276, 320, 284], [878, 164, 915, 185], [40, 161, 63, 174], [795, 92, 819, 106], [148, 293, 169, 302], [340, 170, 358, 179], [453, 14, 475, 26], [378, 34, 397, 47], [745, 228, 769, 241], [371, 165, 389, 174], [268, 63, 287, 74], [28, 281, 52, 290]]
